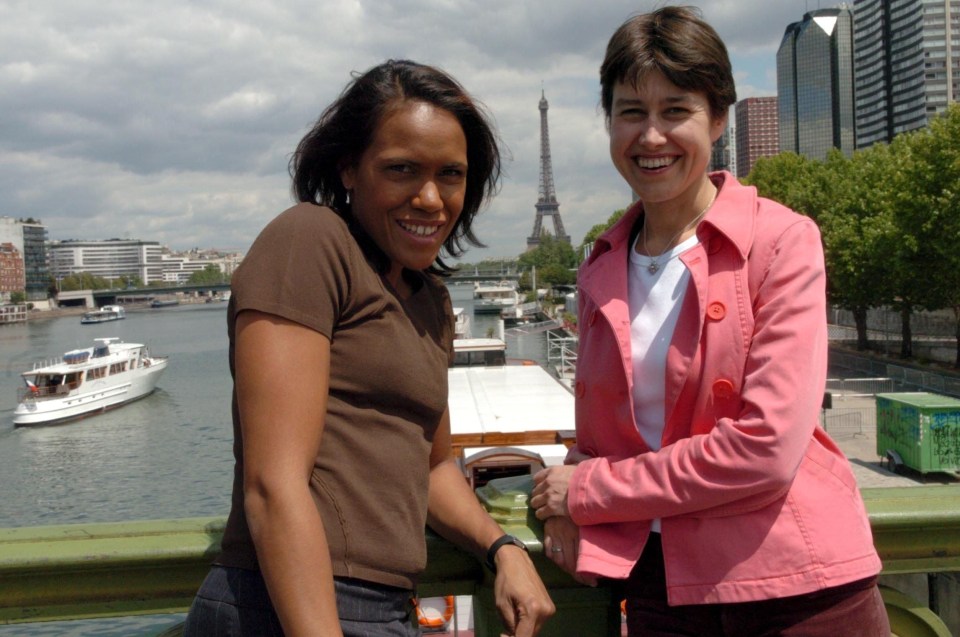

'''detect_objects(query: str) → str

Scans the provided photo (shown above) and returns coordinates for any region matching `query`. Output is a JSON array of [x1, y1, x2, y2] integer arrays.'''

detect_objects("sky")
[[0, 0, 815, 262]]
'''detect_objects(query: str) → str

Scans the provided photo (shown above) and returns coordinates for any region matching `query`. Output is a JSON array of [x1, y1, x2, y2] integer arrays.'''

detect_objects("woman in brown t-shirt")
[[184, 60, 554, 637]]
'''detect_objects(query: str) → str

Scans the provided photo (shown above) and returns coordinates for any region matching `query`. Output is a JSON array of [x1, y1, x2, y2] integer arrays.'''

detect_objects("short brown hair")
[[600, 6, 736, 120]]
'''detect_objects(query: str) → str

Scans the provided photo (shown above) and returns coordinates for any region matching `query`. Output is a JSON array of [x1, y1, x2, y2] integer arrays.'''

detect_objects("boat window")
[[451, 349, 507, 367], [109, 362, 127, 374], [93, 345, 110, 357], [87, 366, 108, 380]]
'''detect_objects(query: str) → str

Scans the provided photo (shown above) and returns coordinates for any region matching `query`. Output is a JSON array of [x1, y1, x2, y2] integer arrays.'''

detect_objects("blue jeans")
[[183, 565, 420, 637]]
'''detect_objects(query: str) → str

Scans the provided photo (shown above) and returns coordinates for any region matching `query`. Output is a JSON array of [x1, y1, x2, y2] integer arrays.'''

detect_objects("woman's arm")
[[426, 409, 555, 636], [236, 310, 343, 637]]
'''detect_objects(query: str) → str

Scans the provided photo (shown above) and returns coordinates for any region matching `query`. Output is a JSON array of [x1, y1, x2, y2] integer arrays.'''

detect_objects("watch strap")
[[484, 534, 527, 572]]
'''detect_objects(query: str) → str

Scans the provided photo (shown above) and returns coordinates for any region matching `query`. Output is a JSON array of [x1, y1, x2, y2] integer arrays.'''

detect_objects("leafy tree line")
[[54, 264, 227, 292], [746, 102, 960, 366]]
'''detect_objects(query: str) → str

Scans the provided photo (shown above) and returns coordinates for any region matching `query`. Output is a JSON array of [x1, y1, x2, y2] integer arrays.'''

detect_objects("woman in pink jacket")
[[530, 7, 889, 636]]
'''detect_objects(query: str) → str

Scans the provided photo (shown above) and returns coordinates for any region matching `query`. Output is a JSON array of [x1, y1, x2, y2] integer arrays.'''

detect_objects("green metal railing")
[[1, 482, 958, 635]]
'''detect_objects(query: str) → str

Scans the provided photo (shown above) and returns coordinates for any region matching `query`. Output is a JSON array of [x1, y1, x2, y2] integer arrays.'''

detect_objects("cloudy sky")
[[1, 0, 811, 262]]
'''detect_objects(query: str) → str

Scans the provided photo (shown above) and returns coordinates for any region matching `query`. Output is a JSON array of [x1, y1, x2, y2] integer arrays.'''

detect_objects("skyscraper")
[[735, 97, 780, 178], [853, 0, 959, 148], [777, 6, 856, 160]]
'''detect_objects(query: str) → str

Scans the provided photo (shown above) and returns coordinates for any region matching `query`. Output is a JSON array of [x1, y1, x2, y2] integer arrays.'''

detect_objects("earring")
[[345, 190, 351, 206]]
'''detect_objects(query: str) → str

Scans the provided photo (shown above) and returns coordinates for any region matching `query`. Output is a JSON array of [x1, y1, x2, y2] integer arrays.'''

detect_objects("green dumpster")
[[876, 392, 960, 474]]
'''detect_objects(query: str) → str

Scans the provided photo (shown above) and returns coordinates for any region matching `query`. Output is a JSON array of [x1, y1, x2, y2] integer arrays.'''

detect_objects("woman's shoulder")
[[270, 202, 350, 234]]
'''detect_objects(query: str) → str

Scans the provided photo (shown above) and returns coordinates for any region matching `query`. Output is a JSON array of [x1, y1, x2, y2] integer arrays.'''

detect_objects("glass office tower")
[[777, 7, 856, 160]]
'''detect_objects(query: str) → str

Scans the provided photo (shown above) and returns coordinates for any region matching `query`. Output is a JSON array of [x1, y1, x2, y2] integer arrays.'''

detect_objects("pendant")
[[647, 260, 660, 274]]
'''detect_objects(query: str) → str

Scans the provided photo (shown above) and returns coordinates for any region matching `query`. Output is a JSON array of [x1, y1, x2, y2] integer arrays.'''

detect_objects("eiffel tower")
[[527, 90, 570, 250]]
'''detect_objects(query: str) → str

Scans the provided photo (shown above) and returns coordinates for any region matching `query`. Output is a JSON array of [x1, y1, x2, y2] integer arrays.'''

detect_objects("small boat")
[[150, 297, 179, 308], [13, 338, 168, 427], [473, 282, 520, 315], [80, 305, 126, 324]]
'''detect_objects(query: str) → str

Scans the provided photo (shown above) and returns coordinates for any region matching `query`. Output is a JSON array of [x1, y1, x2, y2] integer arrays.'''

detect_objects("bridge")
[[447, 270, 522, 284], [57, 284, 232, 308], [1, 480, 957, 635]]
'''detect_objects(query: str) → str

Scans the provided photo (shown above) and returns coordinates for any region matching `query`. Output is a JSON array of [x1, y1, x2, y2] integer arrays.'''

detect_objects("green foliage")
[[578, 209, 626, 254], [9, 290, 26, 304], [744, 105, 960, 362], [187, 264, 228, 285], [518, 234, 577, 287], [58, 272, 111, 291]]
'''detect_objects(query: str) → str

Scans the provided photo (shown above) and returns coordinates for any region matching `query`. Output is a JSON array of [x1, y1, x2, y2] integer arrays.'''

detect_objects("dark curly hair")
[[289, 59, 501, 275]]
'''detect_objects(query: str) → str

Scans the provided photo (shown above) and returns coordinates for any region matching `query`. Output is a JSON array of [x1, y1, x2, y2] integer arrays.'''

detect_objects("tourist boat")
[[473, 282, 520, 315], [13, 338, 168, 427], [80, 304, 126, 324]]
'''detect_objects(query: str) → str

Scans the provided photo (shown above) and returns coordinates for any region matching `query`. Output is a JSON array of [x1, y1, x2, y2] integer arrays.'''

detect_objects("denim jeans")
[[621, 534, 890, 637], [183, 565, 420, 637]]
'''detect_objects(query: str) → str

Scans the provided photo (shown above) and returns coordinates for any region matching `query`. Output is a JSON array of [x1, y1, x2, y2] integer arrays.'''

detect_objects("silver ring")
[[550, 546, 564, 553]]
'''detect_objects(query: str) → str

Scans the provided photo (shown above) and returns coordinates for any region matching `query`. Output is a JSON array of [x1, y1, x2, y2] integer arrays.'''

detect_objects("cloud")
[[0, 0, 791, 260]]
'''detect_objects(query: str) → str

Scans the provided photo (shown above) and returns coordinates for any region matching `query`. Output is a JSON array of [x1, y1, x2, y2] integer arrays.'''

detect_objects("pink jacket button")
[[712, 379, 735, 399], [575, 381, 585, 398], [707, 301, 726, 320]]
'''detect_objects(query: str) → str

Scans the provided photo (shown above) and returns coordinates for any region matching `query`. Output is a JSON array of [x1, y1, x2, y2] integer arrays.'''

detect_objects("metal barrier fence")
[[829, 350, 960, 399], [826, 377, 899, 397], [821, 408, 868, 438], [829, 307, 958, 340]]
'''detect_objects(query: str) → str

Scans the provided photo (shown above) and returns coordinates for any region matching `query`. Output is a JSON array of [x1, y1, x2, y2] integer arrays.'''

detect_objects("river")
[[0, 284, 551, 636]]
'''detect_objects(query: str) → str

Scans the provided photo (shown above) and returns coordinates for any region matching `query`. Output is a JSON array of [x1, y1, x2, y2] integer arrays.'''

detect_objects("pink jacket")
[[568, 172, 881, 605]]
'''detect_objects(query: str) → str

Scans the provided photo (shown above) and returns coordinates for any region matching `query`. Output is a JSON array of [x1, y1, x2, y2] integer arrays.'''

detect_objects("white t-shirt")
[[628, 232, 698, 532]]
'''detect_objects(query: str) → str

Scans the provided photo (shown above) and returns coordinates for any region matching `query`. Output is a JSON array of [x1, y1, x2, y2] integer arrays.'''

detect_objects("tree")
[[9, 290, 26, 305], [744, 152, 822, 219], [578, 209, 626, 257], [902, 104, 960, 365], [187, 264, 228, 285], [518, 234, 577, 287], [816, 145, 898, 350], [58, 272, 110, 291]]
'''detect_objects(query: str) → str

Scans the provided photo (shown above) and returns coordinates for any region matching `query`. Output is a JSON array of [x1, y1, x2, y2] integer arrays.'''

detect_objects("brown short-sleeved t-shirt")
[[216, 203, 453, 589]]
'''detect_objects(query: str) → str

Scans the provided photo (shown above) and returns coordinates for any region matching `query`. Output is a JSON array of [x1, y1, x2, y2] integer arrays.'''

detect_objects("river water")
[[0, 284, 550, 636]]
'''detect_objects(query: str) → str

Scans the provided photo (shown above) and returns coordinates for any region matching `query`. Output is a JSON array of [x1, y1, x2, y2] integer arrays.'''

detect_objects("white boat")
[[453, 307, 472, 340], [80, 305, 126, 324], [13, 338, 168, 427], [473, 282, 520, 315]]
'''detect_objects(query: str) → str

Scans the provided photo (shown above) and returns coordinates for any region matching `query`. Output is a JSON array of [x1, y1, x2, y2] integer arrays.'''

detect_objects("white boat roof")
[[448, 364, 574, 436], [453, 337, 505, 351], [22, 340, 147, 376]]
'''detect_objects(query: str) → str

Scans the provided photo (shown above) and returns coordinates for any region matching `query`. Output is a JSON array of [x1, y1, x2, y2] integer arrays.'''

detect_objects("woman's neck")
[[639, 179, 717, 256]]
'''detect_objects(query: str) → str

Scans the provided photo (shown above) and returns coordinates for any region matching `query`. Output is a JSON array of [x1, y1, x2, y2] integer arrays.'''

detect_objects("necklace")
[[641, 194, 715, 275]]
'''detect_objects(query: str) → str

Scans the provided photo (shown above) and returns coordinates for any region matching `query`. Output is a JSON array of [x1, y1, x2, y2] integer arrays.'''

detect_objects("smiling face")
[[340, 100, 468, 288], [608, 70, 726, 212]]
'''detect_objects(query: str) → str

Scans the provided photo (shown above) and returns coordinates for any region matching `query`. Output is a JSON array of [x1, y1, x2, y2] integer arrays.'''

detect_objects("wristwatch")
[[484, 534, 528, 573]]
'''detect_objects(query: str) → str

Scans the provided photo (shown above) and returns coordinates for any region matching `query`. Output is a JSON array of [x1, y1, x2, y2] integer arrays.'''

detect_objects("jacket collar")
[[585, 171, 755, 270]]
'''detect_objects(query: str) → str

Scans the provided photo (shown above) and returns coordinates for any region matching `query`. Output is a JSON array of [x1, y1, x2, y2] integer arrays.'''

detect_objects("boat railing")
[[0, 482, 957, 635], [17, 381, 81, 402]]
